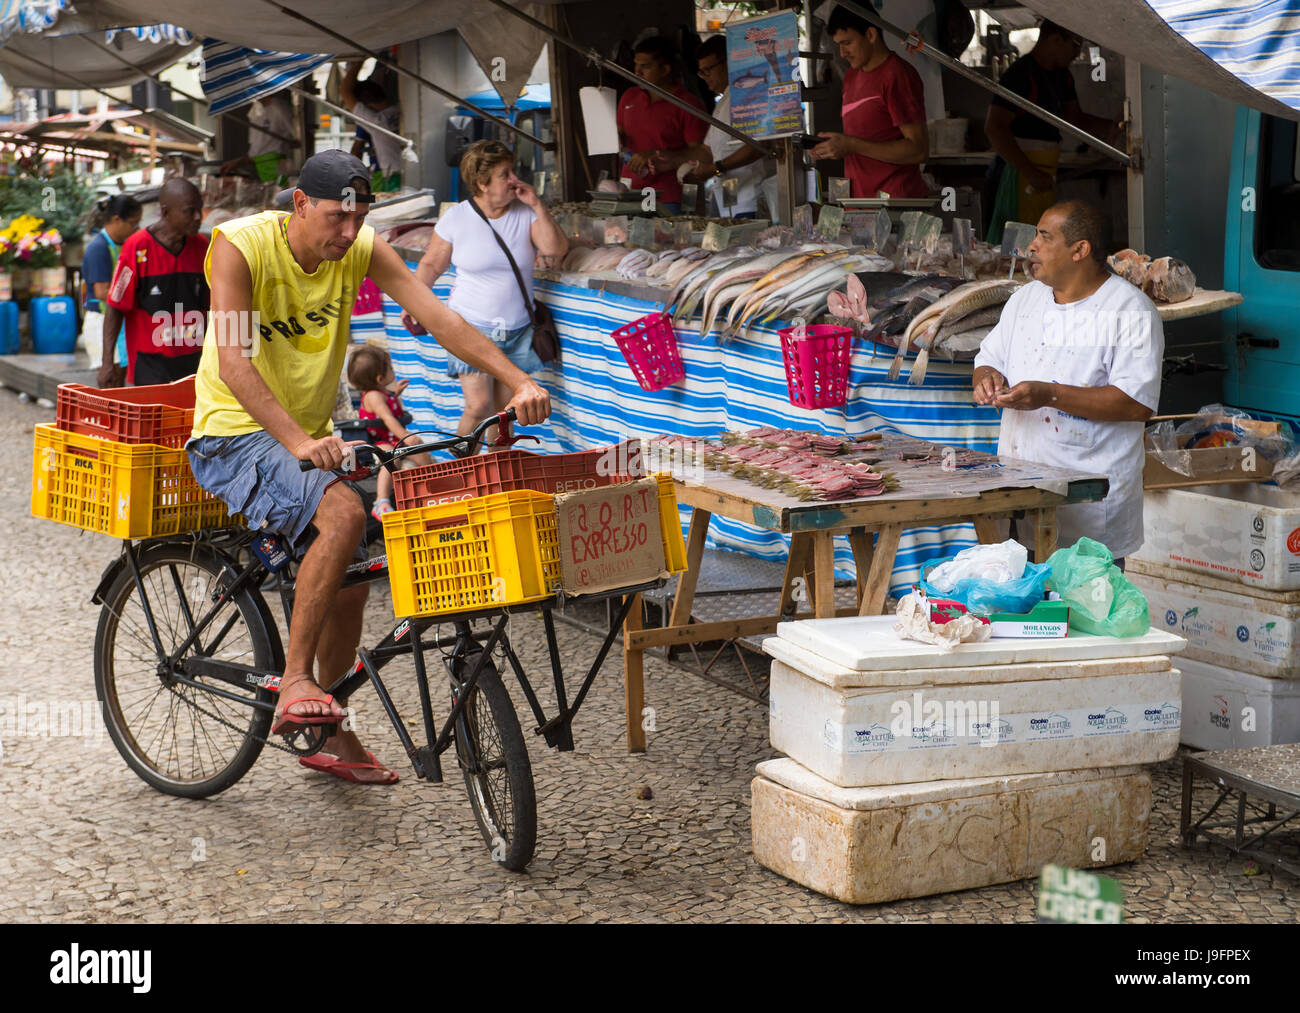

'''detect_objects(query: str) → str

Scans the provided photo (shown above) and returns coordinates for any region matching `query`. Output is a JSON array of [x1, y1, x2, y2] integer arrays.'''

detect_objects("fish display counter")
[[381, 231, 1241, 592], [384, 246, 1003, 592]]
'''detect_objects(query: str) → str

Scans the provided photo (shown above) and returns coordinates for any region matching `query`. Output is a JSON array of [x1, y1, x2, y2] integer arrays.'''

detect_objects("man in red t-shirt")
[[811, 5, 930, 199], [616, 36, 710, 212], [102, 178, 210, 386]]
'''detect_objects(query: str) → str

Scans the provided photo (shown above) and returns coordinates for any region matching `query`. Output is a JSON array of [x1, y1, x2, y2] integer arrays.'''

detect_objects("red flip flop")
[[298, 749, 399, 785], [271, 693, 343, 737]]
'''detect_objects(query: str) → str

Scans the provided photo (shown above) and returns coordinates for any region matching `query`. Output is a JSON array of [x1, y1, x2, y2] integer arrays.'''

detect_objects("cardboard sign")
[[556, 478, 666, 595]]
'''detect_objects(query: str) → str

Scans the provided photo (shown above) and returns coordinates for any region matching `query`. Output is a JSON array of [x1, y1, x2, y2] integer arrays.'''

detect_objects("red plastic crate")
[[778, 324, 852, 409], [393, 441, 643, 510], [56, 375, 196, 448]]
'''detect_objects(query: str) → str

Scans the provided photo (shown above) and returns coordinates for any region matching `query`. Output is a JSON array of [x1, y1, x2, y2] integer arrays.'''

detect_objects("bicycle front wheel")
[[449, 650, 537, 871], [94, 542, 278, 799]]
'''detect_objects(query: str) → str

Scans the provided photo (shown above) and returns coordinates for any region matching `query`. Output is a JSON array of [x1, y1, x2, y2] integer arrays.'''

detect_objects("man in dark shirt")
[[103, 178, 210, 386], [983, 20, 1116, 242]]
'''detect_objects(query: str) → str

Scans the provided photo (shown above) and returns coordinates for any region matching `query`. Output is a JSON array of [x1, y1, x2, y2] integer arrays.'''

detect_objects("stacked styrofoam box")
[[753, 617, 1186, 905], [1132, 483, 1300, 590], [1128, 549, 1300, 749]]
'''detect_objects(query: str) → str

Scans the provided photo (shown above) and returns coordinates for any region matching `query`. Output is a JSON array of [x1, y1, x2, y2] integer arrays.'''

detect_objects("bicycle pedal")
[[278, 723, 337, 756]]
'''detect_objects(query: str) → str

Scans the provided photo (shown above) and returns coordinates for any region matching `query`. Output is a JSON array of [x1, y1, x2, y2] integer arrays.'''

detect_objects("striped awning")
[[1147, 0, 1300, 113], [104, 24, 193, 46], [0, 0, 69, 45], [200, 38, 331, 114]]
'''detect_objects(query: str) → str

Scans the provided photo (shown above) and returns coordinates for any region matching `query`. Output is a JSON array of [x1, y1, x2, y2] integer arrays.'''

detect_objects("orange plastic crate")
[[55, 375, 195, 448], [31, 424, 232, 538], [392, 441, 641, 510]]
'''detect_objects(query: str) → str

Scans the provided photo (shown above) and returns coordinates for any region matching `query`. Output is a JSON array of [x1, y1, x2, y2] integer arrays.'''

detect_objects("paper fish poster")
[[725, 11, 802, 139]]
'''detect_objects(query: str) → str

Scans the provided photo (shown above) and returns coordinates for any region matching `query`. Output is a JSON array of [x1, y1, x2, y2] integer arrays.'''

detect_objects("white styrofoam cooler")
[[752, 759, 1151, 905], [1177, 656, 1300, 750], [1131, 562, 1300, 678], [766, 638, 1181, 787], [1134, 483, 1300, 590], [774, 614, 1185, 672]]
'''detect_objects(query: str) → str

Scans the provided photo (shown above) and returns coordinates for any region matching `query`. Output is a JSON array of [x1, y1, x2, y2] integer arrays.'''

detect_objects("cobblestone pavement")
[[1, 389, 1297, 923]]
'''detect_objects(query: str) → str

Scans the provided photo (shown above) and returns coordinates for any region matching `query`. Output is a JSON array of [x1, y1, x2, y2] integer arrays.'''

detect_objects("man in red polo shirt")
[[104, 178, 210, 385], [617, 36, 710, 213], [811, 5, 930, 199]]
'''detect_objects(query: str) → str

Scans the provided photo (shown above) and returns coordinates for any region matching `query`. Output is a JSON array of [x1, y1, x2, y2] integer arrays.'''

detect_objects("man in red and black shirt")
[[104, 178, 210, 386], [812, 5, 929, 199], [617, 36, 710, 213]]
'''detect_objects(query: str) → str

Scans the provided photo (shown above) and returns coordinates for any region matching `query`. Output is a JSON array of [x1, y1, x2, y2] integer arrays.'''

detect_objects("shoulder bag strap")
[[466, 198, 536, 327]]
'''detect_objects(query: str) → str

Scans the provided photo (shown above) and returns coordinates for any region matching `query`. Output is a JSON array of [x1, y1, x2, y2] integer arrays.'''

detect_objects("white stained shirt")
[[433, 199, 539, 331], [352, 101, 403, 175], [703, 91, 772, 217], [973, 275, 1164, 559]]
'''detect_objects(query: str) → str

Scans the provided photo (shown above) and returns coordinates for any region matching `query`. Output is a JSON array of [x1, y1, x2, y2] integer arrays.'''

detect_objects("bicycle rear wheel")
[[449, 650, 537, 871], [94, 542, 278, 798]]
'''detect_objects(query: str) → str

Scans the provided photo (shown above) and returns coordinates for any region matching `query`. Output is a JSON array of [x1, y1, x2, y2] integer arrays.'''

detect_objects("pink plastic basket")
[[354, 277, 384, 315], [611, 312, 685, 392], [778, 324, 853, 409]]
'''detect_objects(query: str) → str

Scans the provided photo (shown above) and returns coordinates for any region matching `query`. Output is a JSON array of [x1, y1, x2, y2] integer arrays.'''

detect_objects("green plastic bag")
[[1045, 537, 1151, 638]]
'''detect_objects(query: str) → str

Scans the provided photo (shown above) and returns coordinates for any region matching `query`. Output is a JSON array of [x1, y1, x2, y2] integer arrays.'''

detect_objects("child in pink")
[[347, 345, 431, 518]]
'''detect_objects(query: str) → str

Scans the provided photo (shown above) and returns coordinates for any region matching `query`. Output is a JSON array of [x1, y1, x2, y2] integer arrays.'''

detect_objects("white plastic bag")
[[82, 309, 104, 368], [925, 539, 1027, 593]]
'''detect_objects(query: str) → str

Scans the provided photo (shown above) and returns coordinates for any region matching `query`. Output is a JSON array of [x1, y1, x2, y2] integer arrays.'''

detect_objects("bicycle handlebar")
[[298, 409, 526, 472]]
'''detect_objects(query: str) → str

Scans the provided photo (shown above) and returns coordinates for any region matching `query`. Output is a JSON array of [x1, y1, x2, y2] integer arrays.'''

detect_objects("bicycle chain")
[[164, 681, 301, 755]]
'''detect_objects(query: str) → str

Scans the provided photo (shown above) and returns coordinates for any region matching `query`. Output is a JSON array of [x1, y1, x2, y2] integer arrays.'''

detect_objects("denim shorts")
[[446, 320, 543, 378], [186, 430, 366, 559]]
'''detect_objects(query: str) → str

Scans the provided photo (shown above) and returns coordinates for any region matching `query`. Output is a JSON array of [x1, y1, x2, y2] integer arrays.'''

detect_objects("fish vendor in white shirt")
[[972, 199, 1164, 566]]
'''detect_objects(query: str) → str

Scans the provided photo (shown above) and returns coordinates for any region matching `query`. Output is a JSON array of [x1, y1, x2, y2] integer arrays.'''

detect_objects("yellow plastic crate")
[[31, 424, 232, 538], [383, 475, 687, 619]]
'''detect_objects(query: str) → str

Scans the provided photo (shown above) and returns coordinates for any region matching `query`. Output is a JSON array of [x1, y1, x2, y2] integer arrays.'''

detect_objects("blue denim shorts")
[[446, 320, 543, 378], [186, 430, 366, 558]]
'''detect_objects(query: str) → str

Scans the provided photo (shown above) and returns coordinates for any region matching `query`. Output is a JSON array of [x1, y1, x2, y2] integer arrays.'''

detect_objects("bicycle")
[[90, 410, 658, 871]]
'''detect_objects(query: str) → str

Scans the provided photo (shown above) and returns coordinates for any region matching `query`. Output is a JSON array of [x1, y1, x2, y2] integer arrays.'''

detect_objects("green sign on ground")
[[1037, 864, 1125, 924]]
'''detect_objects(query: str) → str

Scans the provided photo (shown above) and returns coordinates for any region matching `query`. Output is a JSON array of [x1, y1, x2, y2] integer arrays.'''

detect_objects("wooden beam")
[[668, 508, 711, 629], [813, 532, 837, 619], [847, 526, 873, 607], [626, 606, 863, 650], [860, 523, 902, 616], [623, 593, 645, 752]]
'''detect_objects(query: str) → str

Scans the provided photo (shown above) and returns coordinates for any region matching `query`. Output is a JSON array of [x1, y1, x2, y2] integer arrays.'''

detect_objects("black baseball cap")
[[276, 149, 376, 206]]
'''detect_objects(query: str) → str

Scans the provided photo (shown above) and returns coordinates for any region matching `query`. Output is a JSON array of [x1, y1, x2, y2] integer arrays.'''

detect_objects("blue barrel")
[[30, 296, 77, 354], [0, 301, 18, 354]]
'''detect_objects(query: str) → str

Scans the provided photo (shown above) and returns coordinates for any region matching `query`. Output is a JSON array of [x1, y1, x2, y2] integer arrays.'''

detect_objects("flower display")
[[0, 214, 63, 268]]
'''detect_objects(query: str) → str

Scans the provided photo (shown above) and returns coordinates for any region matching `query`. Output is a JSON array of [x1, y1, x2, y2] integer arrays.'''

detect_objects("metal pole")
[[288, 85, 413, 152], [481, 0, 767, 152], [257, 0, 552, 150], [835, 0, 1131, 166]]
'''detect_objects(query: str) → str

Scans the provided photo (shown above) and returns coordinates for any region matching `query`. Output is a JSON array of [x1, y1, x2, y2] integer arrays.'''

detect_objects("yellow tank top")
[[191, 210, 375, 439]]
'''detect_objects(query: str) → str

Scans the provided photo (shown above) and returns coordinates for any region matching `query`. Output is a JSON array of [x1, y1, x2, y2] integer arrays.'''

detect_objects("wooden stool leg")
[[778, 532, 814, 617], [669, 508, 711, 628], [812, 532, 837, 619], [860, 523, 903, 616], [623, 593, 645, 752], [972, 516, 1001, 544], [1034, 506, 1058, 563], [848, 527, 874, 607]]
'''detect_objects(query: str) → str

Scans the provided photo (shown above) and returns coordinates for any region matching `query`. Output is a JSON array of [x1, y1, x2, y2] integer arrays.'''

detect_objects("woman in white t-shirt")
[[403, 140, 568, 439]]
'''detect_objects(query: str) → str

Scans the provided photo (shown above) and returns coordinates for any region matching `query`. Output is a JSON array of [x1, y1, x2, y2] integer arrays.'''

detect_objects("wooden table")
[[620, 434, 1109, 750]]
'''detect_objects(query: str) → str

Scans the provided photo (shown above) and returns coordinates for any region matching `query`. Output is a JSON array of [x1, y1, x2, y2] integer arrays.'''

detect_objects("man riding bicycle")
[[186, 149, 550, 785]]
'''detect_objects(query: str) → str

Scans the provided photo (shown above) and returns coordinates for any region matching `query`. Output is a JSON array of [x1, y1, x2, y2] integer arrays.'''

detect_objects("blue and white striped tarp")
[[382, 268, 1002, 596], [0, 0, 66, 45], [201, 38, 331, 114], [1147, 0, 1300, 113], [105, 25, 194, 46]]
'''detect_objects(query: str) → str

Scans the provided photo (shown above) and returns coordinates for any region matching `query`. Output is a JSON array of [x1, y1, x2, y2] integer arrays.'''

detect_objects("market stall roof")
[[2, 107, 213, 156], [0, 19, 197, 89], [1021, 0, 1300, 121]]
